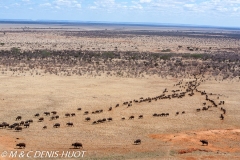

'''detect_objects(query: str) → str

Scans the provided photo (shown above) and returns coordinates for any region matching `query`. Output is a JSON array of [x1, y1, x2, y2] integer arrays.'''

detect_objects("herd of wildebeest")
[[1, 73, 228, 149], [0, 49, 238, 150]]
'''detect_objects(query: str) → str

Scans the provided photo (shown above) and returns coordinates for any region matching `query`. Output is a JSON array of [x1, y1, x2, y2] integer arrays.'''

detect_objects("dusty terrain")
[[1, 23, 240, 53], [0, 23, 239, 160]]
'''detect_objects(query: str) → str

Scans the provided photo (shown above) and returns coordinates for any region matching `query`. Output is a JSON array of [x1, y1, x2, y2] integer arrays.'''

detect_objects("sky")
[[0, 0, 240, 27]]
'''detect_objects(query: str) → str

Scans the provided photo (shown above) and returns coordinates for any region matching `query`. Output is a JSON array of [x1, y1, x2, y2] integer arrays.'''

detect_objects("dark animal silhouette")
[[16, 116, 22, 121], [38, 117, 44, 122], [34, 113, 40, 117], [66, 122, 74, 127], [220, 114, 224, 120], [200, 140, 208, 146], [72, 142, 83, 148], [16, 143, 26, 148], [44, 112, 50, 116], [85, 117, 91, 121], [15, 126, 22, 131], [129, 116, 134, 120], [53, 123, 60, 128], [24, 123, 30, 128], [134, 139, 141, 145], [51, 111, 57, 115], [65, 113, 70, 117]]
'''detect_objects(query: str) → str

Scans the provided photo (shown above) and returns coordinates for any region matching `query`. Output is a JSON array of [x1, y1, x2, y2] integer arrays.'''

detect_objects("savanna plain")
[[0, 23, 240, 160]]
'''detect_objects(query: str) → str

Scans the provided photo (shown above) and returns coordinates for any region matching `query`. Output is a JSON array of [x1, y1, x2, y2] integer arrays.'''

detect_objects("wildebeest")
[[77, 108, 82, 111], [53, 123, 60, 128], [55, 115, 59, 119], [66, 122, 74, 127], [16, 143, 26, 148], [15, 126, 22, 132], [97, 119, 103, 123], [50, 116, 56, 120], [13, 123, 19, 127], [196, 108, 201, 112], [134, 139, 141, 145], [20, 121, 24, 126], [0, 124, 4, 128], [138, 115, 143, 119], [220, 114, 224, 120], [84, 111, 89, 115], [34, 113, 40, 117], [182, 111, 185, 114], [102, 118, 106, 122], [202, 107, 208, 111], [121, 117, 125, 120], [71, 113, 76, 116], [153, 113, 158, 117], [51, 111, 57, 115], [65, 113, 71, 117], [176, 112, 179, 115], [24, 123, 30, 128], [222, 109, 226, 114], [1, 122, 9, 128], [43, 126, 47, 129], [129, 116, 134, 120], [92, 121, 97, 125], [72, 142, 83, 148], [16, 116, 22, 121], [200, 140, 208, 146], [108, 107, 112, 111], [160, 113, 165, 117], [38, 117, 44, 122], [85, 117, 91, 121], [115, 104, 119, 107], [9, 125, 15, 129], [107, 117, 112, 121], [44, 112, 50, 116]]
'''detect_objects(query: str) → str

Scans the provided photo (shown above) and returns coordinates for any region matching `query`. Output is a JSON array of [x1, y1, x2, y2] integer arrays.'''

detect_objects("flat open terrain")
[[0, 23, 239, 159]]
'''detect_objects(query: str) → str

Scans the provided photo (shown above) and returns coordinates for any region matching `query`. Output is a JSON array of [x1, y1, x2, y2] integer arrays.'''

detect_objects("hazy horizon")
[[1, 19, 240, 30], [0, 0, 240, 28]]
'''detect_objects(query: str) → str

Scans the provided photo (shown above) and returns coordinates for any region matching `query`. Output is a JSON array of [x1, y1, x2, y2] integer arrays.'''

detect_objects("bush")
[[102, 52, 114, 59], [11, 47, 21, 53], [182, 53, 204, 59], [41, 50, 51, 57], [161, 49, 171, 52]]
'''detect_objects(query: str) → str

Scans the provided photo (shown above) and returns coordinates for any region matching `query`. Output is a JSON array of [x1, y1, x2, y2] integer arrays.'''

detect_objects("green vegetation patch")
[[161, 49, 171, 52], [10, 47, 21, 53]]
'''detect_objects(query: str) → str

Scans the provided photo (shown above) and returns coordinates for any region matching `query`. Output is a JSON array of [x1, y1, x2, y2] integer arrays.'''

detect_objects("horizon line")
[[0, 19, 240, 30]]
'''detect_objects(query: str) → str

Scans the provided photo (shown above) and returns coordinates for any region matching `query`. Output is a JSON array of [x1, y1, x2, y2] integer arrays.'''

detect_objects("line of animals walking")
[[0, 75, 227, 149]]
